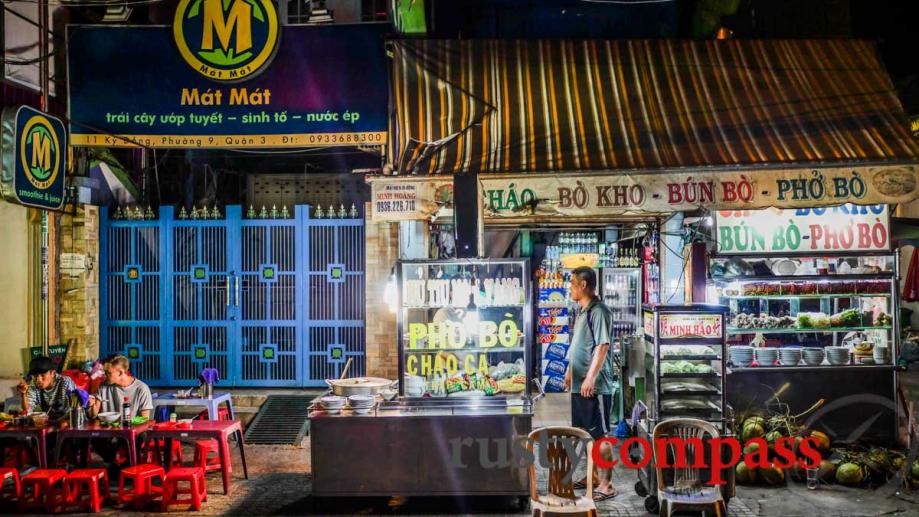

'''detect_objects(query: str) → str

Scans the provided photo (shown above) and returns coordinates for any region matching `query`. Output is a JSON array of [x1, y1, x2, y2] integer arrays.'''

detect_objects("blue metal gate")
[[100, 205, 365, 387]]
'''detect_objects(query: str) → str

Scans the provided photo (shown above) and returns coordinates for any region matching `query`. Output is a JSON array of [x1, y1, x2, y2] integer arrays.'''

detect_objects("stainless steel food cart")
[[310, 258, 535, 503], [310, 397, 533, 503], [632, 304, 735, 514]]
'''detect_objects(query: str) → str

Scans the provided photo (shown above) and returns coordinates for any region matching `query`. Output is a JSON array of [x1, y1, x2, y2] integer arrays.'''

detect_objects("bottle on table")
[[122, 396, 132, 427]]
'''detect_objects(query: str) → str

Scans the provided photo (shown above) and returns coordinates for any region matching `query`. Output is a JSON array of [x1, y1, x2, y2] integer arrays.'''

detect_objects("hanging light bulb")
[[463, 284, 479, 337], [383, 268, 399, 314]]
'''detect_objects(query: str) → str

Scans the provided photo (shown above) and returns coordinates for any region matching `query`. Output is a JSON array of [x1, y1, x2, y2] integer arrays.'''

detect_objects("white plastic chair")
[[651, 418, 726, 517], [527, 426, 597, 517]]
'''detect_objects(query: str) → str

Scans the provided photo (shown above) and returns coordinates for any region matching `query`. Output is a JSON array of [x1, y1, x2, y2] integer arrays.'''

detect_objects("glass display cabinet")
[[642, 304, 730, 431], [710, 252, 901, 444], [711, 253, 898, 368], [397, 258, 532, 398], [310, 258, 535, 500]]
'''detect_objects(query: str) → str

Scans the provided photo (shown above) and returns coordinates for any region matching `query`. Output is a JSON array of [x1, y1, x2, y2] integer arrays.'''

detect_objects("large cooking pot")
[[325, 377, 396, 397]]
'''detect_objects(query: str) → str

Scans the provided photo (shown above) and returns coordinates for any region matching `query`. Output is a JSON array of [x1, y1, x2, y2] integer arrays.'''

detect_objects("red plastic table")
[[147, 420, 248, 495], [53, 421, 153, 467], [0, 425, 53, 468]]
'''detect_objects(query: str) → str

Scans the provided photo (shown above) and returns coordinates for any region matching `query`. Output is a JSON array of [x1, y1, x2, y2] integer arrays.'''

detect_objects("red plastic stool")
[[162, 467, 207, 512], [147, 438, 184, 468], [19, 469, 67, 513], [193, 440, 224, 473], [65, 468, 110, 513], [3, 444, 30, 469], [118, 463, 165, 510], [194, 406, 230, 420], [0, 467, 22, 503]]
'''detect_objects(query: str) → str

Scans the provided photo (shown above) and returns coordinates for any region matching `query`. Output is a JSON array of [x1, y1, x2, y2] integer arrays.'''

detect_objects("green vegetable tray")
[[660, 372, 721, 379]]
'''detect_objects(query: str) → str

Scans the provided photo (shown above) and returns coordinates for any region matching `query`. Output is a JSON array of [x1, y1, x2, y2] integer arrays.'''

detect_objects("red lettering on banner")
[[796, 437, 822, 469], [708, 437, 741, 485]]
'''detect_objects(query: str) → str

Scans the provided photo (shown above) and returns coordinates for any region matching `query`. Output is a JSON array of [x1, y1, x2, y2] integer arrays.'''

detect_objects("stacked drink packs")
[[538, 306, 570, 392]]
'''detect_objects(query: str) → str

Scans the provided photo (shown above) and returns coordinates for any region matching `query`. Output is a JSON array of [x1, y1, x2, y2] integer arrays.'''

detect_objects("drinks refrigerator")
[[602, 268, 643, 340], [537, 265, 643, 401]]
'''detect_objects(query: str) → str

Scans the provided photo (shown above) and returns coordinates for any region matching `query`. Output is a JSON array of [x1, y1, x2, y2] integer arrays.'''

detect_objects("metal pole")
[[38, 0, 54, 351], [475, 172, 484, 258], [39, 0, 48, 111]]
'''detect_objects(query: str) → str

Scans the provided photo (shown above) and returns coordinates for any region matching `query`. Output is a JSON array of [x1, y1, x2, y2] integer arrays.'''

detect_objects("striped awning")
[[389, 39, 919, 175]]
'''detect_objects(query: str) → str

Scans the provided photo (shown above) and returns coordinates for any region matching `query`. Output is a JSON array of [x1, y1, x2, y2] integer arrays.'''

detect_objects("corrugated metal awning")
[[389, 39, 919, 176]]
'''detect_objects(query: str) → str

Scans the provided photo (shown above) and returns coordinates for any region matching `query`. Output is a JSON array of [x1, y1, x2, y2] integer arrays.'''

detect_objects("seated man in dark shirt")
[[16, 356, 75, 420]]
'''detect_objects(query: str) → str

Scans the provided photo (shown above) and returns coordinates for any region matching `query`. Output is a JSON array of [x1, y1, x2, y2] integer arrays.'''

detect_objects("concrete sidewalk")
[[28, 392, 919, 516]]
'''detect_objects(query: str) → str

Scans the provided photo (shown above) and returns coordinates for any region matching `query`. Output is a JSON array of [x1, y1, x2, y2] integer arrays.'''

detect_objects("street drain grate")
[[244, 395, 312, 445]]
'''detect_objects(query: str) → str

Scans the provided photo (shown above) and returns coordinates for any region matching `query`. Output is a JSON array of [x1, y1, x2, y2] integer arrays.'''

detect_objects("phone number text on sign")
[[374, 184, 419, 215], [659, 314, 723, 340]]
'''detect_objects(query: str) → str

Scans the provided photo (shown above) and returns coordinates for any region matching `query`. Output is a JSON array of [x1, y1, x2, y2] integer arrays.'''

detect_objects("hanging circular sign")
[[0, 105, 67, 210], [173, 0, 280, 82], [19, 115, 61, 190]]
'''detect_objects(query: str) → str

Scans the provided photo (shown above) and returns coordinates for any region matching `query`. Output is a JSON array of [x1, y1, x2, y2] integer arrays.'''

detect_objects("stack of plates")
[[873, 345, 889, 365], [802, 348, 825, 366], [826, 346, 850, 365], [348, 395, 376, 415], [320, 395, 346, 414], [755, 348, 779, 366], [779, 348, 802, 366], [730, 346, 754, 367]]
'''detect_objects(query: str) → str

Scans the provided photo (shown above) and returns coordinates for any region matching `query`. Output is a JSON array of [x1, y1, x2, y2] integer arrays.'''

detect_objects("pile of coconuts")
[[736, 414, 909, 487], [812, 446, 909, 487], [735, 414, 833, 486]]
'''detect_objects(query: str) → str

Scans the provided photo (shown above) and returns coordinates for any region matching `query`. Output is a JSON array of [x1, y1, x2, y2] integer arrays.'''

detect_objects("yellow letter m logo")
[[201, 0, 252, 53], [30, 130, 52, 174]]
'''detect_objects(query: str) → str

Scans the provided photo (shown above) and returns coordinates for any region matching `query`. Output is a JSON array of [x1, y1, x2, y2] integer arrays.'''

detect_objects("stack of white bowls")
[[755, 348, 779, 366], [348, 394, 376, 415], [730, 346, 754, 367], [826, 346, 850, 365], [320, 395, 346, 414], [873, 345, 889, 365], [779, 348, 802, 366], [802, 347, 826, 366]]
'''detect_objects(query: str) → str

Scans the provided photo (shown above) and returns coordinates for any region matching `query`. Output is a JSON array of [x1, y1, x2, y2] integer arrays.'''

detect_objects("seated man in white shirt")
[[87, 355, 153, 469], [89, 354, 153, 419]]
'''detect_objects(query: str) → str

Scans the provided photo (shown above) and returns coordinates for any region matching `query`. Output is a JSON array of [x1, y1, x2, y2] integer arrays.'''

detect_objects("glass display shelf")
[[729, 364, 896, 372], [403, 347, 526, 353], [722, 293, 890, 300], [653, 354, 722, 361], [713, 273, 893, 281], [402, 304, 527, 309], [727, 325, 892, 334], [660, 372, 722, 379], [660, 409, 723, 418], [660, 388, 722, 397]]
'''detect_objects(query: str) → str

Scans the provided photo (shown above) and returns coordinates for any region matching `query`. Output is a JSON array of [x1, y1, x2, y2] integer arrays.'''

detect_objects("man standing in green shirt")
[[564, 266, 617, 501]]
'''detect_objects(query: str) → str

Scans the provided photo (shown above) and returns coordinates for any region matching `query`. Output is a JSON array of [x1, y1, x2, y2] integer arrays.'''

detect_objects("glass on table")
[[806, 467, 819, 490]]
